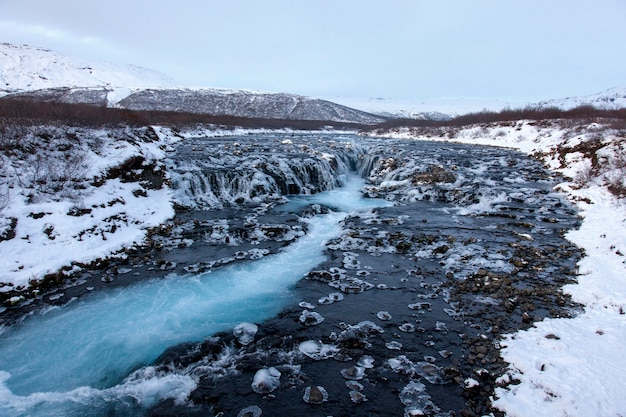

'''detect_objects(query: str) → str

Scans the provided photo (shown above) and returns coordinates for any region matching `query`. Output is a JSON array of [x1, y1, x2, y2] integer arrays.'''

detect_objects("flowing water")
[[0, 175, 390, 416], [0, 133, 582, 417]]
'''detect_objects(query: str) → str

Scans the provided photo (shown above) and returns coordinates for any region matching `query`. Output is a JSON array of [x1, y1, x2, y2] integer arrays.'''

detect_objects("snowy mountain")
[[324, 96, 525, 119], [328, 87, 626, 120], [0, 43, 385, 124], [0, 43, 176, 95], [117, 88, 386, 124], [533, 86, 626, 110]]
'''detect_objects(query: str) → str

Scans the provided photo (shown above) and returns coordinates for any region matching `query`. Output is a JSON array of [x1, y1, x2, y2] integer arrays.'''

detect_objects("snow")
[[534, 86, 626, 111], [2, 117, 625, 415], [327, 86, 626, 119], [0, 126, 179, 290], [370, 120, 626, 416], [0, 43, 177, 102], [323, 95, 523, 118]]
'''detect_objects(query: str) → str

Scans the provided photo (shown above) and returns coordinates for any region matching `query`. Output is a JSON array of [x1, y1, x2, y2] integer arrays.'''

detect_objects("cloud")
[[0, 20, 128, 62]]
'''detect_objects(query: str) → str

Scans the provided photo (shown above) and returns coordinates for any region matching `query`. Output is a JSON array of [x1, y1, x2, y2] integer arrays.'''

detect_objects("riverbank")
[[368, 120, 626, 416]]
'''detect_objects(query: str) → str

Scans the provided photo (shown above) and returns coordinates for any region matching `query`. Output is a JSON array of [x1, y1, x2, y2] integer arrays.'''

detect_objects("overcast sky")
[[1, 0, 624, 102]]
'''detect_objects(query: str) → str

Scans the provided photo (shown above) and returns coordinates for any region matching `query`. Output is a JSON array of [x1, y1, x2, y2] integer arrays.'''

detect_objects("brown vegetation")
[[364, 105, 626, 132], [0, 97, 366, 130]]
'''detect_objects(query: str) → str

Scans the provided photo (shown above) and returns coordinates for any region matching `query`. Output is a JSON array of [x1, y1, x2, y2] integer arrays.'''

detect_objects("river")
[[0, 133, 582, 416]]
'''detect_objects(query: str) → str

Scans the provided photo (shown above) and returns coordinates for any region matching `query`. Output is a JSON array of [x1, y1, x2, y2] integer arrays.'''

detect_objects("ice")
[[298, 340, 339, 360], [0, 173, 392, 415], [376, 311, 392, 321], [340, 365, 365, 380], [357, 355, 375, 369], [299, 310, 324, 326], [399, 380, 440, 416], [237, 405, 263, 417], [303, 385, 328, 404], [251, 367, 281, 394], [233, 322, 259, 346]]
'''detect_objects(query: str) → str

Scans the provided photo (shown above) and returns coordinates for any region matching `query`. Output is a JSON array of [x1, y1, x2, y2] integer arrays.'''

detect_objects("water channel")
[[0, 134, 582, 416]]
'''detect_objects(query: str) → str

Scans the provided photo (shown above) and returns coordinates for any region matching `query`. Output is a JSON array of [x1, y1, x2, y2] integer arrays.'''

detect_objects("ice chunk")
[[299, 310, 324, 326], [386, 341, 403, 350], [376, 311, 392, 321], [237, 405, 262, 417], [357, 355, 375, 369], [349, 390, 368, 404], [318, 292, 344, 304], [399, 381, 440, 416], [233, 322, 259, 346], [399, 323, 416, 332], [298, 340, 339, 360], [303, 385, 328, 404], [251, 367, 281, 394], [340, 365, 365, 380]]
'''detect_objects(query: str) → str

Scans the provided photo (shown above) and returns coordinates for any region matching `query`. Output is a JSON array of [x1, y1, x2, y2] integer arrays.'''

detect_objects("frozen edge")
[[368, 122, 626, 417]]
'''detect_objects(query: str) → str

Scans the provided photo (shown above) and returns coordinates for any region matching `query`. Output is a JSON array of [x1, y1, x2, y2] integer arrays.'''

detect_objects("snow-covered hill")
[[0, 43, 385, 124], [324, 96, 524, 119], [533, 86, 626, 110], [328, 87, 626, 119], [0, 43, 176, 96], [117, 88, 386, 123]]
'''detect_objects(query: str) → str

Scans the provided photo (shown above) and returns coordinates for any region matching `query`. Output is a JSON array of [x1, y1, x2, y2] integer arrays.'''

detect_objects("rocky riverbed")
[[0, 134, 582, 416]]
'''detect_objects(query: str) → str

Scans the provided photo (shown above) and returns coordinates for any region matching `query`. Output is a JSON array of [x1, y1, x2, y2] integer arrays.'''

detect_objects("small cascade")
[[169, 135, 364, 209]]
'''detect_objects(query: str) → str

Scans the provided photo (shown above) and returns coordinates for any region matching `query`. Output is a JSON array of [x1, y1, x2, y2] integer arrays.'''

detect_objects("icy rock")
[[298, 301, 316, 309], [303, 385, 328, 404], [318, 292, 344, 305], [399, 323, 416, 333], [340, 365, 365, 380], [251, 367, 281, 394], [237, 405, 263, 417], [298, 340, 339, 360], [346, 380, 364, 391], [233, 322, 259, 346], [349, 390, 368, 404], [376, 311, 392, 321], [408, 302, 431, 310], [388, 355, 414, 375], [329, 277, 375, 294], [386, 341, 403, 350], [299, 310, 324, 326], [399, 381, 440, 416], [357, 355, 375, 369], [399, 381, 427, 405], [414, 362, 446, 384], [342, 252, 361, 269]]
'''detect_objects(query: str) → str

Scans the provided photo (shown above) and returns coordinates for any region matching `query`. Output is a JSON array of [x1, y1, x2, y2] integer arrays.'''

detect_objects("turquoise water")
[[0, 174, 389, 417]]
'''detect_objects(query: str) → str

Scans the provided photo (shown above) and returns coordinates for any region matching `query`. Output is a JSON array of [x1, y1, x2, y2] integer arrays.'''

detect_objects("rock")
[[303, 385, 328, 404]]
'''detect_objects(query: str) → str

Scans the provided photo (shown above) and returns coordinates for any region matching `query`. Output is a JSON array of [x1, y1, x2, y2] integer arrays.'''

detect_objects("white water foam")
[[0, 174, 389, 416]]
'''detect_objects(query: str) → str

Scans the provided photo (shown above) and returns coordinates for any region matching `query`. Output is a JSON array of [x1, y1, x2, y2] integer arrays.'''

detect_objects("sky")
[[0, 0, 625, 103]]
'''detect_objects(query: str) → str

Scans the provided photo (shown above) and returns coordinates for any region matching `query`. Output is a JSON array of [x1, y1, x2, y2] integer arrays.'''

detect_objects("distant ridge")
[[532, 86, 626, 111], [0, 43, 385, 124]]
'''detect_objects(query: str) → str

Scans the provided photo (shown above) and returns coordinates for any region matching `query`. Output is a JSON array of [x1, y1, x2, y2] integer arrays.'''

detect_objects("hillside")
[[0, 43, 176, 96], [0, 44, 385, 125], [117, 88, 386, 123]]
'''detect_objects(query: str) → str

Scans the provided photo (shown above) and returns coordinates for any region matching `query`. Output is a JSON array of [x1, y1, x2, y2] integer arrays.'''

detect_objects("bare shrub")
[[3, 126, 91, 203]]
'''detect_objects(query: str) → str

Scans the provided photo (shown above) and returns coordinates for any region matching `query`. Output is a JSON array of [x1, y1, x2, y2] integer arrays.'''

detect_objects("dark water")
[[0, 134, 582, 417]]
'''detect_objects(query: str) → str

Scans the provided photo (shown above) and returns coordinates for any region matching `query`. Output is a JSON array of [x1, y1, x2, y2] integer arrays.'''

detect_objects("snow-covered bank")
[[0, 125, 353, 297], [0, 125, 182, 295], [367, 121, 626, 416]]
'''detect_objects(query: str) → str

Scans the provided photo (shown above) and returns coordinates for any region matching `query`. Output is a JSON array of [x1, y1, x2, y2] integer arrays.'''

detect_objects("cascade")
[[169, 135, 366, 209], [0, 171, 389, 417]]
